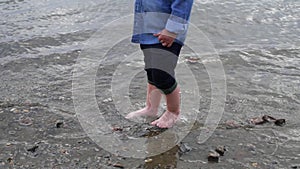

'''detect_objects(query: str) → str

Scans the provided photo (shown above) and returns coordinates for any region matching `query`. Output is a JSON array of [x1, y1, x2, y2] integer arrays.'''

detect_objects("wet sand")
[[1, 44, 299, 168]]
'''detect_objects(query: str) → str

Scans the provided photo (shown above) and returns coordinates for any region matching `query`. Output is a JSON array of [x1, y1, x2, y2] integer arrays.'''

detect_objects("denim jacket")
[[132, 0, 193, 45]]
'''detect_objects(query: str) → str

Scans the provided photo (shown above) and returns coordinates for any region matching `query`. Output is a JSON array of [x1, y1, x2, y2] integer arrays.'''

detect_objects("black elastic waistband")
[[140, 42, 182, 56]]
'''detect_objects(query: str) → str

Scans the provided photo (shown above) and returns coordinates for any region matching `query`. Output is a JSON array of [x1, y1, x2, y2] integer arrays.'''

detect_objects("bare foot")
[[125, 107, 158, 119], [151, 111, 179, 128]]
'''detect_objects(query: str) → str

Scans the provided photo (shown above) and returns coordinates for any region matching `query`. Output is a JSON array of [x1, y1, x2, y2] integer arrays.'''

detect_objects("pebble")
[[103, 98, 113, 103], [7, 157, 13, 164], [8, 130, 16, 135], [291, 165, 300, 169], [186, 57, 200, 63], [23, 109, 30, 113], [252, 162, 259, 167], [246, 143, 256, 152], [274, 119, 286, 126], [60, 149, 69, 154], [58, 96, 65, 100], [10, 108, 20, 113], [112, 162, 124, 168], [27, 145, 39, 153], [207, 151, 220, 163], [179, 142, 192, 154], [56, 121, 64, 128], [215, 145, 226, 156], [145, 158, 153, 163], [18, 116, 33, 126], [6, 143, 12, 146]]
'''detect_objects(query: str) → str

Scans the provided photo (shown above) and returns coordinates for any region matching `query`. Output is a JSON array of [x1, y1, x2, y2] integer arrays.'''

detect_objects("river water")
[[0, 0, 299, 168]]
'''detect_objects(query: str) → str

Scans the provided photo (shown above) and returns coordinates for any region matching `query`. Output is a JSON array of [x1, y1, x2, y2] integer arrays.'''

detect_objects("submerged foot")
[[151, 111, 179, 128], [125, 107, 158, 119]]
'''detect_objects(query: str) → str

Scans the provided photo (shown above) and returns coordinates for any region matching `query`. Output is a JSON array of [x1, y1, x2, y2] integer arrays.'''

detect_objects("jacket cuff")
[[165, 18, 188, 35]]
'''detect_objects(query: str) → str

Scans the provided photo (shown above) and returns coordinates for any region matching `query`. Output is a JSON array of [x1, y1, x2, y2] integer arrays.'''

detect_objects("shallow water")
[[0, 0, 299, 168]]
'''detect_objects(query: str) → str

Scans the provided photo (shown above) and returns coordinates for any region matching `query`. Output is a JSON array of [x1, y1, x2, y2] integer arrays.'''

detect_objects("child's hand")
[[154, 29, 177, 47]]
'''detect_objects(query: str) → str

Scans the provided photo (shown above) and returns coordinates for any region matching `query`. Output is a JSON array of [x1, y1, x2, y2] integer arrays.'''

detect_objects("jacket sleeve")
[[165, 0, 193, 35]]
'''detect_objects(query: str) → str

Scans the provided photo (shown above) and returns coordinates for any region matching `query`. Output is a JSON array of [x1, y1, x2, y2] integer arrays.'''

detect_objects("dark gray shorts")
[[140, 42, 182, 94]]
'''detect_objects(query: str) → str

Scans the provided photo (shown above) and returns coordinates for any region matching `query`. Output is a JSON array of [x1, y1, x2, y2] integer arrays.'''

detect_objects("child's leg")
[[151, 86, 180, 128], [126, 83, 162, 119]]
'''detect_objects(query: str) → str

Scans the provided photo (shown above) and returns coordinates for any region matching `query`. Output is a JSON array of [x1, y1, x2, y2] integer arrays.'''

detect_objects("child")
[[126, 0, 194, 128]]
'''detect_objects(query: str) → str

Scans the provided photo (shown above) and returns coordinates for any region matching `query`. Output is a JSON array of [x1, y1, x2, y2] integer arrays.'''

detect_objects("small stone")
[[262, 115, 276, 122], [27, 145, 38, 153], [274, 119, 286, 126], [112, 162, 124, 168], [23, 109, 30, 113], [7, 157, 13, 164], [58, 96, 65, 100], [249, 117, 266, 125], [215, 145, 226, 156], [8, 131, 16, 135], [18, 116, 33, 126], [10, 108, 20, 113], [112, 127, 123, 132], [186, 57, 200, 63], [0, 110, 4, 114], [103, 98, 113, 103], [225, 120, 241, 129], [145, 158, 153, 163], [252, 162, 259, 168], [179, 142, 192, 153], [60, 149, 69, 154], [207, 151, 220, 163], [246, 144, 256, 152], [94, 148, 100, 152], [56, 121, 64, 128], [6, 143, 12, 146]]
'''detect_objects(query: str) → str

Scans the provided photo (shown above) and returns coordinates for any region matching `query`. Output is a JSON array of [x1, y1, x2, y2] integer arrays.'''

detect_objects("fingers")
[[162, 42, 168, 47], [160, 38, 174, 47], [153, 32, 161, 37], [167, 42, 173, 47], [154, 31, 175, 47]]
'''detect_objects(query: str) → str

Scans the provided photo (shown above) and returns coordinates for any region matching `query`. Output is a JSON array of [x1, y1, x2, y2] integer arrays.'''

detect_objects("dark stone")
[[27, 145, 39, 153], [179, 142, 192, 154], [7, 157, 13, 163], [262, 115, 276, 122], [56, 121, 64, 128], [207, 151, 220, 163], [112, 163, 124, 168], [274, 119, 286, 126], [215, 146, 226, 156]]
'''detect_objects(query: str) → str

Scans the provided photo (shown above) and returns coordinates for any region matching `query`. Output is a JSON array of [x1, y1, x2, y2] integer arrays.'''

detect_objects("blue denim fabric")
[[132, 0, 193, 45]]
